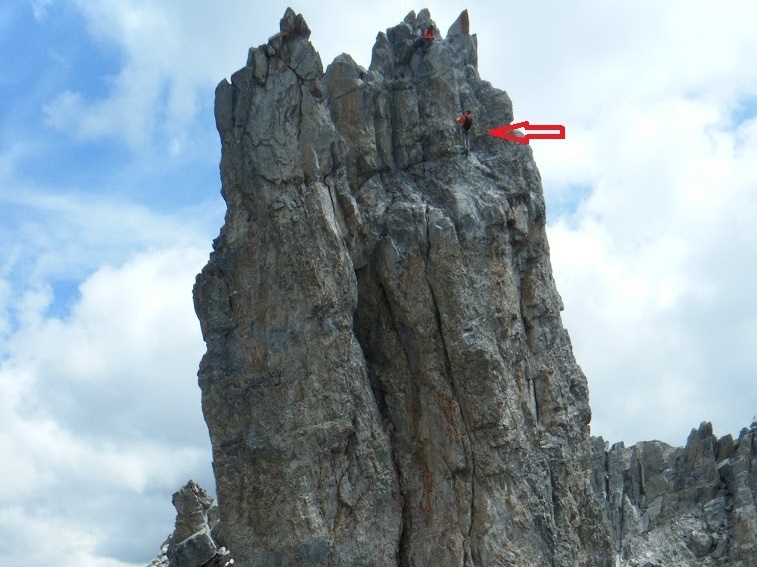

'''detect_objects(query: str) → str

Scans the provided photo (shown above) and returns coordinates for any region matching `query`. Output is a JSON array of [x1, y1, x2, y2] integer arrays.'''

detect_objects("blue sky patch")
[[546, 183, 592, 226], [46, 277, 81, 319], [1, 2, 122, 127], [730, 96, 757, 127]]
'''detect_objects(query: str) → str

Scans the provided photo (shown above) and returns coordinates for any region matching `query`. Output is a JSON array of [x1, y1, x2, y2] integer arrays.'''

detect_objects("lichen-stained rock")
[[195, 8, 613, 567], [592, 422, 757, 566]]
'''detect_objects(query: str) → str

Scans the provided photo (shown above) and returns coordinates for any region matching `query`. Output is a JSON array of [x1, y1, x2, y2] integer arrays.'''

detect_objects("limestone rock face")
[[144, 481, 233, 567], [591, 422, 757, 566], [194, 8, 613, 567]]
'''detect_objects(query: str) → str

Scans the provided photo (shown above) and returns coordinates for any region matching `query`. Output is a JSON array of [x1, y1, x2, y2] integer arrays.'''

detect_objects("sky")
[[1, 1, 755, 565]]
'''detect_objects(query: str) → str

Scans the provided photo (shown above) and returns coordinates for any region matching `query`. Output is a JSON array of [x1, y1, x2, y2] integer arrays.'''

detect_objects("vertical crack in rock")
[[618, 482, 625, 554], [353, 261, 417, 565], [532, 372, 541, 426], [604, 446, 611, 507], [422, 203, 451, 385], [422, 202, 477, 563]]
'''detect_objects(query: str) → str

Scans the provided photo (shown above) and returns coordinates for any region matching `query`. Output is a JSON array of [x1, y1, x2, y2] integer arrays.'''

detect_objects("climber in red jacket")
[[455, 110, 473, 156], [420, 26, 435, 51]]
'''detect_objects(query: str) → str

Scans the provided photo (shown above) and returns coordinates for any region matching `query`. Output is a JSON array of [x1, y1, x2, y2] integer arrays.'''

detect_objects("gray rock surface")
[[591, 422, 757, 566], [144, 481, 233, 567], [194, 8, 613, 566]]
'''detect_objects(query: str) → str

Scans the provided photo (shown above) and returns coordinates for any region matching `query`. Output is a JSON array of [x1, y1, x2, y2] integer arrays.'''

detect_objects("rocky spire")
[[144, 481, 232, 567], [195, 8, 613, 566]]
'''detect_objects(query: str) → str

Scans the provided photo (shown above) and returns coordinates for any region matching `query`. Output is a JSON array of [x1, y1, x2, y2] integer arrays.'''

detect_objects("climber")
[[455, 110, 473, 156], [420, 25, 435, 51]]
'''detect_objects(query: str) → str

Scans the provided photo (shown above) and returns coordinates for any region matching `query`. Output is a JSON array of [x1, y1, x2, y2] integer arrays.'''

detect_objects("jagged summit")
[[215, 7, 515, 194]]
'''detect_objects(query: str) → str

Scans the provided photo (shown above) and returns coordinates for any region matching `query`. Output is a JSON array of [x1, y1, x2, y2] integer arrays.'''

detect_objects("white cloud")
[[6, 247, 211, 442], [0, 246, 214, 566], [0, 185, 220, 287], [0, 141, 36, 179], [0, 121, 221, 564], [43, 0, 285, 148], [546, 106, 757, 445], [0, 505, 144, 567]]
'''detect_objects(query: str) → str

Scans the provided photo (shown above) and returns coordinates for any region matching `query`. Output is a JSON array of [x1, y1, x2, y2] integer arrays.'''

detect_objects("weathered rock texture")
[[591, 422, 757, 566], [194, 7, 612, 566], [145, 480, 233, 567]]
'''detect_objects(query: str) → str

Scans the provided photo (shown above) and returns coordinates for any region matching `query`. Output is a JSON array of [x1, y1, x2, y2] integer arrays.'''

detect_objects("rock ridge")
[[591, 422, 757, 566]]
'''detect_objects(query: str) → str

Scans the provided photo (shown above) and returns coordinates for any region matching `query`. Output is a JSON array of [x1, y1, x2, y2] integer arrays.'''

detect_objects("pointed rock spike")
[[280, 7, 296, 31], [280, 7, 310, 38], [447, 9, 470, 37]]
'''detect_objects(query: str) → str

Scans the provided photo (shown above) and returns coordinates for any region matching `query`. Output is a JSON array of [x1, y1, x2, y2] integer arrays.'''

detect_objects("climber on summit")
[[420, 25, 435, 51], [455, 110, 473, 156]]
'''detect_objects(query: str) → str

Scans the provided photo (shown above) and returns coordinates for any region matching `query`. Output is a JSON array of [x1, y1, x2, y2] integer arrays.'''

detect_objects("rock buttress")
[[194, 8, 613, 567]]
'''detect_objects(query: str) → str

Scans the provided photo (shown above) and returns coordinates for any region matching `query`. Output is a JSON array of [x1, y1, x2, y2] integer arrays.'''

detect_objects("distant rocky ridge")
[[591, 422, 757, 566], [145, 481, 233, 567], [145, 7, 757, 567]]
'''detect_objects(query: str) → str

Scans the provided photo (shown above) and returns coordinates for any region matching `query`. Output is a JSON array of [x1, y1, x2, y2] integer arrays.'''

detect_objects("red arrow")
[[489, 121, 565, 144]]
